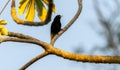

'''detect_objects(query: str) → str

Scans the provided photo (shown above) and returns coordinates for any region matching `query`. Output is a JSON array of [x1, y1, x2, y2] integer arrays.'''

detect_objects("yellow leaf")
[[19, 0, 27, 4], [0, 25, 4, 29], [0, 32, 2, 38], [1, 27, 8, 36], [18, 0, 29, 15], [0, 20, 7, 25], [38, 7, 47, 21], [52, 4, 56, 13], [42, 0, 56, 13], [0, 25, 8, 38], [18, 0, 56, 22], [25, 0, 35, 21], [43, 0, 49, 5]]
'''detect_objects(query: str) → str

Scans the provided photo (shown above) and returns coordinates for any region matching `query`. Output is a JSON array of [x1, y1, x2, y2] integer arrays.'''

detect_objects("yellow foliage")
[[0, 20, 7, 25], [38, 7, 47, 21], [1, 26, 8, 35], [0, 20, 8, 38], [18, 0, 29, 15], [25, 0, 35, 21], [18, 0, 56, 22], [35, 0, 47, 21]]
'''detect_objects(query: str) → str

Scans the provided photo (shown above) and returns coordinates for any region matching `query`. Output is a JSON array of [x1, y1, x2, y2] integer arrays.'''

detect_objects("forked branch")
[[1, 0, 120, 70]]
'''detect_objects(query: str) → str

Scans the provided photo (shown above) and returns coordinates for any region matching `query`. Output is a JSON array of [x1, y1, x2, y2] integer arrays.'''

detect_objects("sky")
[[0, 0, 120, 70]]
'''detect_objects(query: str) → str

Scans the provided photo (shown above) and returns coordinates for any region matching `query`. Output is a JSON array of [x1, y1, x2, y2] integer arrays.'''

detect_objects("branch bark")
[[1, 37, 50, 50], [2, 37, 120, 64], [8, 32, 38, 40], [1, 0, 120, 70], [1, 35, 120, 70], [50, 46, 120, 64]]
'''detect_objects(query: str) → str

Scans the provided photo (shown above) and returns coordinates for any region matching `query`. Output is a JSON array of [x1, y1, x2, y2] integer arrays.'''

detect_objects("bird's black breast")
[[51, 20, 61, 34], [51, 15, 61, 34]]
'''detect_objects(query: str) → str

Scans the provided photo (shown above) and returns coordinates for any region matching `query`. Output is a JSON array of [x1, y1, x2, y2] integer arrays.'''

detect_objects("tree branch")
[[2, 36, 120, 70], [20, 42, 120, 67], [50, 0, 82, 45], [8, 32, 39, 41], [2, 37, 120, 64], [2, 0, 120, 69], [20, 52, 49, 70], [49, 46, 120, 64], [11, 0, 53, 26], [1, 37, 49, 50]]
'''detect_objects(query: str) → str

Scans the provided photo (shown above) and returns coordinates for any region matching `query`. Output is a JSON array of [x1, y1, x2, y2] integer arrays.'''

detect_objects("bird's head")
[[54, 15, 62, 20]]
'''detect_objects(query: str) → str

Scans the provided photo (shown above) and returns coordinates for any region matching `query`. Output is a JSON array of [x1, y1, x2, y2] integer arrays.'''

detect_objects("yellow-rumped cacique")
[[51, 15, 62, 40]]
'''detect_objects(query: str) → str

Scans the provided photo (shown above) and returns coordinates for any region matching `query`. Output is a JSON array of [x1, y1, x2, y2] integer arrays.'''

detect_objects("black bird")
[[51, 15, 62, 40]]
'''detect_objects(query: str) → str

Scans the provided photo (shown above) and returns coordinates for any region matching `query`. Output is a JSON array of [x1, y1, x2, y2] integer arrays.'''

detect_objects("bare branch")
[[11, 0, 53, 26], [1, 37, 49, 50], [50, 0, 82, 45], [2, 36, 120, 69], [2, 0, 120, 69], [20, 52, 49, 70], [8, 32, 39, 41], [3, 37, 120, 64], [49, 46, 120, 64]]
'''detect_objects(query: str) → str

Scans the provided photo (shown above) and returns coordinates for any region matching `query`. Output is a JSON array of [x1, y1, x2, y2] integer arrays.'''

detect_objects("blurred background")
[[0, 0, 120, 70]]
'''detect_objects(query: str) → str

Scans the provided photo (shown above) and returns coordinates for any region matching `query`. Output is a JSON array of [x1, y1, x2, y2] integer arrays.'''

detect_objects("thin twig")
[[20, 52, 49, 70], [0, 0, 10, 15], [50, 0, 82, 45]]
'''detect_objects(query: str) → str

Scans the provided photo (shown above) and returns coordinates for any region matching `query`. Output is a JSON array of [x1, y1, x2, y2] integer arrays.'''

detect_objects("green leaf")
[[35, 0, 47, 21]]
